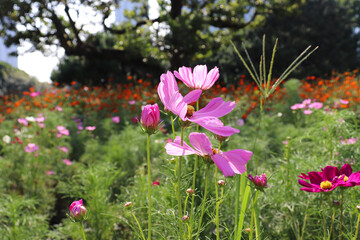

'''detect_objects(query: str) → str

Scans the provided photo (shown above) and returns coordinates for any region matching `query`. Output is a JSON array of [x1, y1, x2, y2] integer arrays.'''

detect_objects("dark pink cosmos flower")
[[165, 132, 252, 177], [158, 71, 239, 137], [249, 174, 267, 189], [298, 164, 360, 192], [69, 199, 87, 221], [174, 65, 219, 91]]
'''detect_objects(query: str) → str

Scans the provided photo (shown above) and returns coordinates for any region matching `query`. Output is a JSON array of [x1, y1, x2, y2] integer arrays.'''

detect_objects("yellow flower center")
[[186, 105, 195, 118], [212, 148, 219, 155], [320, 181, 332, 190], [341, 175, 349, 182]]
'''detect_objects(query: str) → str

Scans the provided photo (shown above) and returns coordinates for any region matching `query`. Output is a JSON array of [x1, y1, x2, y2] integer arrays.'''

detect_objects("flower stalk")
[[196, 164, 211, 239], [146, 134, 152, 240]]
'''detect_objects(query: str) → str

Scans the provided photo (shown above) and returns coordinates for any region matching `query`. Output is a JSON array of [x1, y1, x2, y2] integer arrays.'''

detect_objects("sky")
[[17, 0, 160, 83]]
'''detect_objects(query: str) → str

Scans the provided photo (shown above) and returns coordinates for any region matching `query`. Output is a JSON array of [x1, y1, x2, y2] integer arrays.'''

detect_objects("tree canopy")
[[1, 0, 358, 85]]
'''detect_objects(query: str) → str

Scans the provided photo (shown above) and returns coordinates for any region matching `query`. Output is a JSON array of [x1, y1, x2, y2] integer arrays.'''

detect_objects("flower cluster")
[[298, 164, 360, 192], [291, 99, 323, 114], [160, 65, 252, 177]]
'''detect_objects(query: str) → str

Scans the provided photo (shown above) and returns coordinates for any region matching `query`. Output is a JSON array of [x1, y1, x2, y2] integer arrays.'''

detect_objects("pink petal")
[[165, 137, 200, 156], [202, 66, 219, 90], [192, 98, 236, 119], [191, 117, 240, 137], [183, 89, 202, 104], [188, 132, 213, 155], [174, 67, 194, 88], [221, 149, 252, 174], [192, 65, 207, 89], [211, 154, 236, 177]]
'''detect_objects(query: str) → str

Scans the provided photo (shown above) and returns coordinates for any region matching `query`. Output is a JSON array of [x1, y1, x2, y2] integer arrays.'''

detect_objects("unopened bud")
[[218, 180, 226, 186], [124, 202, 133, 208], [69, 199, 87, 222], [215, 135, 228, 143], [333, 200, 340, 207], [357, 205, 360, 212], [244, 228, 251, 233], [186, 188, 194, 195], [182, 215, 189, 222]]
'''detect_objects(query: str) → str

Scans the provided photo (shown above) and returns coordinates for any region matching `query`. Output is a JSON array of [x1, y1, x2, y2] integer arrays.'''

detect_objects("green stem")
[[190, 100, 200, 230], [215, 143, 222, 240], [340, 189, 344, 240], [184, 195, 190, 215], [131, 210, 146, 240], [329, 199, 335, 240], [254, 191, 260, 240], [177, 127, 185, 239], [250, 191, 260, 240], [321, 197, 327, 239], [300, 201, 309, 240], [354, 213, 360, 240], [146, 134, 152, 240], [80, 221, 87, 240], [215, 167, 220, 240], [196, 164, 211, 239]]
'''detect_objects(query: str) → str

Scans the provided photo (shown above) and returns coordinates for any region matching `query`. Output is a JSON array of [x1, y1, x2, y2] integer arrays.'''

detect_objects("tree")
[[214, 0, 360, 83], [0, 0, 303, 85]]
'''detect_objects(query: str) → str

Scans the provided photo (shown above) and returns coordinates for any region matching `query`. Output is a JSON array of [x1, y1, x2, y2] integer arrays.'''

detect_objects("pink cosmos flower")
[[308, 102, 323, 109], [128, 100, 136, 105], [339, 99, 349, 105], [290, 103, 306, 110], [30, 91, 41, 97], [141, 103, 160, 134], [69, 199, 87, 221], [174, 65, 219, 90], [56, 126, 69, 138], [303, 109, 312, 115], [165, 132, 252, 177], [85, 126, 96, 131], [112, 116, 120, 124], [58, 146, 69, 153], [25, 143, 39, 153], [236, 118, 245, 127], [17, 118, 28, 126], [55, 105, 63, 112], [46, 170, 54, 175], [158, 71, 239, 137], [62, 159, 72, 165], [341, 137, 359, 145]]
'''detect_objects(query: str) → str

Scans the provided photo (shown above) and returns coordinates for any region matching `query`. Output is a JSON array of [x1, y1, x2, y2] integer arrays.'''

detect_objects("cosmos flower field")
[[1, 68, 360, 239]]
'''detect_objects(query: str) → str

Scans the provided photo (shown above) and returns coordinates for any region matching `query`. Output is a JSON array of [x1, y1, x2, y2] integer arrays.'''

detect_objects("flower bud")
[[356, 205, 360, 212], [333, 200, 340, 206], [186, 188, 194, 195], [141, 104, 160, 134], [248, 174, 267, 190], [124, 202, 133, 208], [69, 199, 87, 222], [215, 135, 228, 143], [217, 180, 226, 187], [182, 215, 189, 222], [244, 228, 251, 233]]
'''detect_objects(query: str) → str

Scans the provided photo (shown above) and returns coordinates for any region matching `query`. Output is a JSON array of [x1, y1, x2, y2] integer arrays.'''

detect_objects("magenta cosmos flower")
[[248, 174, 268, 189], [174, 65, 219, 91], [69, 199, 87, 221], [298, 164, 360, 192], [165, 132, 252, 177], [141, 103, 160, 134], [158, 71, 239, 137]]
